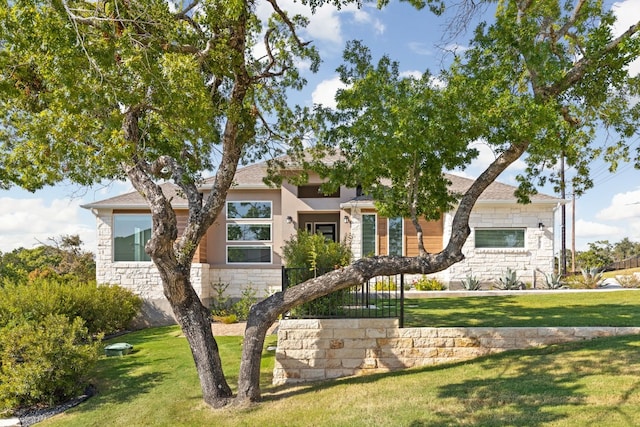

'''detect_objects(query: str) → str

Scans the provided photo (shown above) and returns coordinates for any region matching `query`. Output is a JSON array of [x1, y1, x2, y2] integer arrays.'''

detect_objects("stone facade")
[[441, 204, 555, 287], [273, 319, 640, 385]]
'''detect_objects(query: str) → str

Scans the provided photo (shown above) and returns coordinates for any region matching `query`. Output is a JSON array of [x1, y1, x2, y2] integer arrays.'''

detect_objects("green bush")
[[374, 278, 397, 291], [413, 276, 446, 291], [0, 278, 142, 335], [282, 230, 353, 318], [0, 315, 100, 414], [210, 282, 258, 322]]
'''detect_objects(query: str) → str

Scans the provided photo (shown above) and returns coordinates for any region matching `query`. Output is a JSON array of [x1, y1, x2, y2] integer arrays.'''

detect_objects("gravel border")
[[13, 386, 95, 427]]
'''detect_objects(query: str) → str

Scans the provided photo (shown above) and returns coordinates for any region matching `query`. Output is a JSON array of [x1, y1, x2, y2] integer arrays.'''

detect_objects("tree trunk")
[[159, 263, 234, 407]]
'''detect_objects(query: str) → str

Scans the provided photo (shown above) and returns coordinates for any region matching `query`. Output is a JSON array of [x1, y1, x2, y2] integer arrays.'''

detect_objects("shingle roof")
[[82, 182, 188, 209], [84, 156, 560, 209]]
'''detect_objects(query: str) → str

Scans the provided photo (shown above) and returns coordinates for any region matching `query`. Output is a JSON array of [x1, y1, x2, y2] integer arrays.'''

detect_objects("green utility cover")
[[104, 342, 133, 357]]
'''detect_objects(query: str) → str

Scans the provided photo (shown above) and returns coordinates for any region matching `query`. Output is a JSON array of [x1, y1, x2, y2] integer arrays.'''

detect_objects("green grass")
[[404, 290, 640, 327], [40, 291, 640, 426]]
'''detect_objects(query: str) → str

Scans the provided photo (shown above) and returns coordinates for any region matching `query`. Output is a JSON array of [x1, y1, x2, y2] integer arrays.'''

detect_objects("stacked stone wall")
[[273, 319, 640, 385]]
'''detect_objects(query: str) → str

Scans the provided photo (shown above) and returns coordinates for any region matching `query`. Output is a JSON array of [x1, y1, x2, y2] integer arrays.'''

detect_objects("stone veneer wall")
[[273, 319, 640, 385], [441, 204, 555, 287]]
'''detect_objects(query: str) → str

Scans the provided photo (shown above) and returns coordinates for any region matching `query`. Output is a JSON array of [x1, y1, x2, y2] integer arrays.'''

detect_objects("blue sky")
[[1, 0, 639, 255]]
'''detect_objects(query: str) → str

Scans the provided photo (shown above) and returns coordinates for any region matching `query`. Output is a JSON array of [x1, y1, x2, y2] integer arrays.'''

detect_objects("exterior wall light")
[[343, 215, 351, 224], [538, 222, 545, 230], [286, 216, 293, 224]]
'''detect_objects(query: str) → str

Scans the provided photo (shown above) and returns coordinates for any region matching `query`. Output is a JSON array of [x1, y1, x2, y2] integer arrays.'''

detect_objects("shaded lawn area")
[[40, 290, 640, 426], [404, 290, 640, 327]]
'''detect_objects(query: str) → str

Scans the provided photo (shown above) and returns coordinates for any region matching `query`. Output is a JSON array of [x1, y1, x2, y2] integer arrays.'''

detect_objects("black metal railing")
[[282, 267, 404, 326]]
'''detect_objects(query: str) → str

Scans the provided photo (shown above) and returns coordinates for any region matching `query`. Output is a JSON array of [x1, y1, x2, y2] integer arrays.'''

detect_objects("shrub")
[[0, 278, 142, 336], [494, 268, 525, 290], [460, 274, 482, 290], [413, 276, 446, 291], [374, 278, 397, 291], [210, 283, 258, 322], [0, 315, 100, 414], [282, 230, 353, 318], [565, 267, 605, 289]]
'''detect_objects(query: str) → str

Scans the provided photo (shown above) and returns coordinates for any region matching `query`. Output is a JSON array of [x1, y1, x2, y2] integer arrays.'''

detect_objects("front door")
[[306, 222, 337, 242]]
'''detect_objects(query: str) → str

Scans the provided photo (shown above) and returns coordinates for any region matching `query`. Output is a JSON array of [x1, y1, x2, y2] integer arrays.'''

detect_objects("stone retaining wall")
[[273, 319, 640, 385]]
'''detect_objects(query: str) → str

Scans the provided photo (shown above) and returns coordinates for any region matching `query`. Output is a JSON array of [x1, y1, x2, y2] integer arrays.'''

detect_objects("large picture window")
[[226, 201, 272, 219], [388, 217, 403, 256], [475, 228, 525, 249], [362, 214, 377, 257], [227, 246, 272, 263], [227, 224, 271, 241], [114, 214, 152, 261]]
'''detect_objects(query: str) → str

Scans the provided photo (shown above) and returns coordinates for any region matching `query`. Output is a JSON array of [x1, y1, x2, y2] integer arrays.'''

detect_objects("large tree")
[[0, 0, 332, 407], [1, 0, 638, 408]]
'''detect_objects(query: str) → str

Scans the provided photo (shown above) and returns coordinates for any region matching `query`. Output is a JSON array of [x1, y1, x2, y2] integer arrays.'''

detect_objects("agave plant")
[[581, 267, 604, 289], [495, 268, 525, 290], [542, 272, 565, 289], [461, 274, 482, 291]]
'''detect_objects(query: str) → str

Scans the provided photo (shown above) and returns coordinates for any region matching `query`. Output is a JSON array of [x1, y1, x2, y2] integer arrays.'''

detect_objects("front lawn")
[[404, 289, 640, 327], [40, 290, 640, 426]]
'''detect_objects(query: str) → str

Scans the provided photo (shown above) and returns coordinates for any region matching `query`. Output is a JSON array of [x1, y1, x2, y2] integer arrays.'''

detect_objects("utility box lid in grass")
[[105, 343, 133, 357]]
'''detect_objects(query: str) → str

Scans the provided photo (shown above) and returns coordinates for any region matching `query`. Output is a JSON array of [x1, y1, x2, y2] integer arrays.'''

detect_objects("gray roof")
[[82, 182, 188, 209], [84, 157, 560, 209]]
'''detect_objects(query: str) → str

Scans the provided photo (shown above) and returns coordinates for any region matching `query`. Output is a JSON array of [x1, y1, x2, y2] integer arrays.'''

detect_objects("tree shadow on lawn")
[[262, 334, 640, 426], [79, 327, 180, 408], [404, 295, 640, 327]]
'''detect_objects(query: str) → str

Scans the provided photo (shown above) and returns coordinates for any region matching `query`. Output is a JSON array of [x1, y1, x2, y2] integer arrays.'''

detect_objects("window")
[[362, 214, 377, 257], [226, 201, 271, 219], [113, 214, 152, 261], [227, 224, 271, 241], [226, 201, 272, 263], [388, 217, 403, 256], [227, 246, 272, 263], [298, 185, 340, 198], [475, 228, 525, 249]]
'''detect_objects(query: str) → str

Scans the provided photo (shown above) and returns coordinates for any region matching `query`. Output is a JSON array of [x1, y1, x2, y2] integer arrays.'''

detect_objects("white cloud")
[[311, 76, 348, 109], [596, 187, 640, 220], [351, 7, 385, 35], [574, 218, 624, 239], [408, 42, 432, 56], [0, 197, 96, 254], [400, 70, 423, 79], [612, 0, 640, 76]]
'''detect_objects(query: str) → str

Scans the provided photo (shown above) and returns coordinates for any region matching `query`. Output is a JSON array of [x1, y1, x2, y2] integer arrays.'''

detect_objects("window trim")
[[474, 227, 526, 249], [226, 223, 272, 242], [113, 213, 152, 263], [225, 200, 273, 220], [226, 245, 273, 264]]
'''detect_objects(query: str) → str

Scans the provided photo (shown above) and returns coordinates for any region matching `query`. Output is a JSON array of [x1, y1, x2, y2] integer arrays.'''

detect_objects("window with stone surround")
[[475, 228, 525, 249], [113, 214, 152, 262]]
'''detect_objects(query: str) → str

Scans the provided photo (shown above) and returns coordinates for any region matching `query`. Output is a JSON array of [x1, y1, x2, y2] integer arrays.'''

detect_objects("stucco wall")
[[273, 319, 640, 385]]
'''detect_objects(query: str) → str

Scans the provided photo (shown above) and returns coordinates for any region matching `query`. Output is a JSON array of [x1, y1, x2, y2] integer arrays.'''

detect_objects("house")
[[83, 157, 563, 323]]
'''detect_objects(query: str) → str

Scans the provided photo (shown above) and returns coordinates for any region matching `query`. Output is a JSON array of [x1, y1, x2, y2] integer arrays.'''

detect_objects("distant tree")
[[577, 241, 614, 269], [612, 238, 640, 261], [0, 235, 95, 283]]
